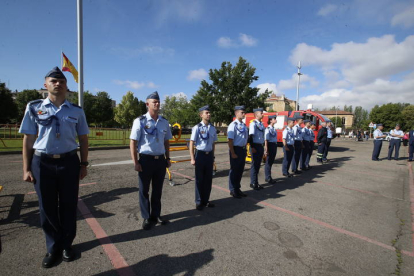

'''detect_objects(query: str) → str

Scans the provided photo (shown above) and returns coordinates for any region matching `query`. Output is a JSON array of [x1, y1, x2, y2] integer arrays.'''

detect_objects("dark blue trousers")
[[282, 145, 294, 175], [305, 141, 315, 167], [291, 140, 302, 172], [138, 155, 166, 219], [388, 139, 401, 160], [300, 140, 310, 169], [372, 140, 383, 160], [323, 138, 332, 160], [317, 142, 326, 162], [250, 144, 264, 184], [32, 153, 80, 254], [195, 151, 214, 205], [229, 146, 247, 192], [265, 142, 277, 181], [409, 143, 414, 161]]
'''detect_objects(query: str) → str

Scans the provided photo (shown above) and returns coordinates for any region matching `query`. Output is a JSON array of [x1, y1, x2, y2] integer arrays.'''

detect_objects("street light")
[[295, 61, 302, 111]]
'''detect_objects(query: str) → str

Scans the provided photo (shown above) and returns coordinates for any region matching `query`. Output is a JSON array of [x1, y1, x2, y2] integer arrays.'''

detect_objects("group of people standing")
[[372, 124, 414, 161]]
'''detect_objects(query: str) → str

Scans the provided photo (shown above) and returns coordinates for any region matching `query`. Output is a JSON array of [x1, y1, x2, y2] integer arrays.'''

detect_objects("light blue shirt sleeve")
[[282, 129, 287, 140], [129, 118, 142, 141], [164, 120, 173, 140], [249, 122, 256, 135], [19, 103, 38, 135], [76, 109, 89, 135], [227, 122, 235, 140], [190, 125, 198, 142]]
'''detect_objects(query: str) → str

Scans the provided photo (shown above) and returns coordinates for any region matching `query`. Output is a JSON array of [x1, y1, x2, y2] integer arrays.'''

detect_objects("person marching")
[[408, 129, 414, 162], [189, 105, 218, 211], [388, 124, 404, 161], [19, 67, 89, 268], [305, 122, 316, 169], [322, 121, 333, 162], [282, 118, 295, 177], [300, 120, 311, 171], [372, 124, 387, 161], [264, 115, 278, 183], [291, 116, 304, 174], [249, 108, 265, 190], [227, 106, 249, 199], [317, 121, 328, 163], [130, 91, 173, 230]]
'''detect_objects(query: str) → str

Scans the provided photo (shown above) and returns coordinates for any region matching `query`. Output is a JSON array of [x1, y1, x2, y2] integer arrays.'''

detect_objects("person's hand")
[[191, 159, 196, 166], [166, 159, 172, 168], [79, 166, 87, 180], [264, 151, 268, 157], [251, 147, 257, 154], [231, 152, 238, 159], [23, 170, 35, 183], [134, 162, 142, 172]]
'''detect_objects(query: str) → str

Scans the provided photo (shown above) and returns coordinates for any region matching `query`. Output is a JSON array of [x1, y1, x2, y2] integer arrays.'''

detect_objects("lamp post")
[[295, 61, 302, 111]]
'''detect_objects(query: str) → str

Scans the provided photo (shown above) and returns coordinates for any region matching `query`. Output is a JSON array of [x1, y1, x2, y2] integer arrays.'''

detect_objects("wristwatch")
[[80, 161, 89, 167]]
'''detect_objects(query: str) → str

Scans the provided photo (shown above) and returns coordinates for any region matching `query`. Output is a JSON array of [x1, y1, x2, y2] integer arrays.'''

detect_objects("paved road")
[[1, 139, 414, 275]]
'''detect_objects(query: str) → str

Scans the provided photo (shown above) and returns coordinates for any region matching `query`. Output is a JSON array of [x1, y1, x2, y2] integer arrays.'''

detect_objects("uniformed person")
[[227, 106, 248, 198], [317, 121, 328, 163], [322, 121, 333, 162], [291, 116, 304, 174], [249, 108, 265, 190], [282, 118, 295, 177], [408, 129, 414, 162], [264, 115, 277, 183], [305, 122, 316, 169], [300, 120, 311, 170], [130, 91, 173, 230], [19, 67, 89, 268], [372, 124, 386, 161], [189, 105, 218, 210], [388, 124, 404, 160]]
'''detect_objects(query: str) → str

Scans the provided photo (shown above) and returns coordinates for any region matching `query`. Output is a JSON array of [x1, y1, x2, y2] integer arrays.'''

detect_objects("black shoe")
[[237, 189, 247, 197], [62, 247, 76, 262], [150, 216, 168, 225], [250, 183, 260, 191], [230, 191, 242, 198], [257, 184, 264, 189], [142, 219, 152, 230], [307, 166, 312, 169], [205, 202, 215, 208], [283, 173, 293, 178], [301, 167, 309, 171], [42, 253, 59, 268], [196, 204, 204, 211], [294, 170, 302, 174], [266, 178, 276, 184]]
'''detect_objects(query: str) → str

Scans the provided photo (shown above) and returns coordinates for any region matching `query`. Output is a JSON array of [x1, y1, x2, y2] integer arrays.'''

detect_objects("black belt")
[[234, 146, 246, 150], [34, 149, 77, 159], [195, 150, 212, 155], [252, 143, 264, 146], [139, 154, 165, 159]]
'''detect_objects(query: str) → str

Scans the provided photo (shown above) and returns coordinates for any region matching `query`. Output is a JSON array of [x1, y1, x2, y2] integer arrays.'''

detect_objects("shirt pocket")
[[63, 116, 78, 124], [158, 128, 167, 141]]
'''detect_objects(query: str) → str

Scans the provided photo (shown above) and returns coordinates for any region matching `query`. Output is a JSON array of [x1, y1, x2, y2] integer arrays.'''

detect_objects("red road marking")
[[407, 163, 414, 254], [78, 198, 135, 276], [26, 182, 97, 195], [170, 170, 195, 181]]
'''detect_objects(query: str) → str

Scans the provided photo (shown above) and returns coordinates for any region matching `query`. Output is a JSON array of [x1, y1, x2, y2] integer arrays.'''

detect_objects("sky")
[[1, 0, 414, 110]]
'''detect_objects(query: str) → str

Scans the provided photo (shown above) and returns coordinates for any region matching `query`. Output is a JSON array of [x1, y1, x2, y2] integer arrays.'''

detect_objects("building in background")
[[265, 93, 296, 112], [315, 110, 354, 129]]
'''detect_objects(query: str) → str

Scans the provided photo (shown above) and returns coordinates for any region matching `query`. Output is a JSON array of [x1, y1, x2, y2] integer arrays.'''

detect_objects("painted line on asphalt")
[[93, 155, 191, 167], [78, 198, 135, 276], [26, 182, 98, 195], [170, 170, 195, 181], [407, 162, 414, 254]]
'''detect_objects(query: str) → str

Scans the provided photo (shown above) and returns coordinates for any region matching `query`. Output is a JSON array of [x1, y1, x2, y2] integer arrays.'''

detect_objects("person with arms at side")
[[227, 106, 249, 199], [388, 124, 404, 161], [300, 120, 312, 171], [408, 129, 414, 162], [264, 115, 278, 184], [322, 121, 333, 162], [189, 105, 218, 211], [130, 91, 173, 230], [19, 67, 89, 268], [291, 116, 304, 174], [372, 124, 387, 161], [317, 121, 328, 163], [282, 118, 295, 177], [249, 108, 265, 190], [305, 122, 316, 169]]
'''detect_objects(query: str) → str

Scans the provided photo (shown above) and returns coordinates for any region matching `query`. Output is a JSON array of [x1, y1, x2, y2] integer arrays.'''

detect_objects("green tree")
[[15, 89, 42, 122], [0, 82, 18, 123], [369, 103, 409, 131], [353, 106, 369, 129], [191, 57, 271, 125], [328, 116, 343, 128], [162, 95, 196, 127], [343, 105, 353, 113], [93, 91, 114, 127], [402, 105, 414, 130], [114, 91, 142, 128]]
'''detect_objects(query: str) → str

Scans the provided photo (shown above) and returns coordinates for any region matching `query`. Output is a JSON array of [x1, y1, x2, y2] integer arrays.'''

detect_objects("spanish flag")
[[62, 52, 79, 83]]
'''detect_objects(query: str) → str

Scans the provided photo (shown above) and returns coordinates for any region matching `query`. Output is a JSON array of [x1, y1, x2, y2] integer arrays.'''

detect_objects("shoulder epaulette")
[[29, 99, 43, 105], [139, 115, 146, 120], [71, 103, 82, 109]]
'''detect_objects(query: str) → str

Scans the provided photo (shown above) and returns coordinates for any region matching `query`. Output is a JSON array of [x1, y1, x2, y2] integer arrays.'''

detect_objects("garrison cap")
[[310, 122, 316, 126], [396, 124, 400, 127], [377, 123, 383, 127], [45, 66, 66, 80], [234, 105, 245, 111], [199, 105, 210, 112], [146, 91, 160, 100], [253, 108, 264, 112], [295, 116, 304, 120], [287, 118, 295, 121], [268, 115, 276, 119], [304, 119, 310, 123]]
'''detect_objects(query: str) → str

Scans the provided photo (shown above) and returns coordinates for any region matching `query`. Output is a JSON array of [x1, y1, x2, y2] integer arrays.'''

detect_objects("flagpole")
[[77, 0, 84, 107], [61, 50, 63, 69]]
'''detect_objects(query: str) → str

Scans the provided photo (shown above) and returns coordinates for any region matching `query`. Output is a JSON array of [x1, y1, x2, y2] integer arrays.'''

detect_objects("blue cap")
[[146, 91, 160, 100], [377, 123, 383, 126], [253, 108, 264, 112], [310, 122, 316, 126], [268, 115, 276, 119], [295, 116, 304, 120], [304, 119, 310, 123], [396, 124, 400, 127], [199, 105, 210, 112], [45, 66, 66, 79], [287, 118, 295, 121], [234, 105, 245, 111]]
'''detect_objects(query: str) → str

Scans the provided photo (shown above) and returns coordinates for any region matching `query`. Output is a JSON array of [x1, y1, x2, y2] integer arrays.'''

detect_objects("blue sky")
[[1, 0, 414, 110]]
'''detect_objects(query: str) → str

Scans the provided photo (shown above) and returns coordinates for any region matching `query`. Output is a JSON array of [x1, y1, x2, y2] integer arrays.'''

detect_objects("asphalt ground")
[[1, 139, 414, 276]]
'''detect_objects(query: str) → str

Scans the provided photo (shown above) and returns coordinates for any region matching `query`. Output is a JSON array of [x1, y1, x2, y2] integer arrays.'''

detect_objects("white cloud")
[[391, 5, 414, 28], [187, 68, 208, 81], [109, 46, 175, 59], [217, 33, 258, 48], [257, 83, 278, 94], [155, 0, 204, 26], [171, 92, 187, 99], [113, 80, 158, 90], [277, 74, 319, 91], [317, 4, 338, 16]]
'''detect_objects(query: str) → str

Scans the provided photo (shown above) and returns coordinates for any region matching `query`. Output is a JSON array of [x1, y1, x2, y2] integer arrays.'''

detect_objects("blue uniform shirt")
[[130, 112, 173, 155], [302, 127, 311, 141], [19, 98, 89, 154], [309, 128, 315, 141], [249, 119, 265, 144], [265, 126, 277, 143], [227, 120, 248, 147], [283, 127, 295, 145], [373, 129, 384, 140], [190, 122, 218, 152], [293, 124, 303, 141], [390, 129, 403, 140], [327, 128, 333, 138]]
